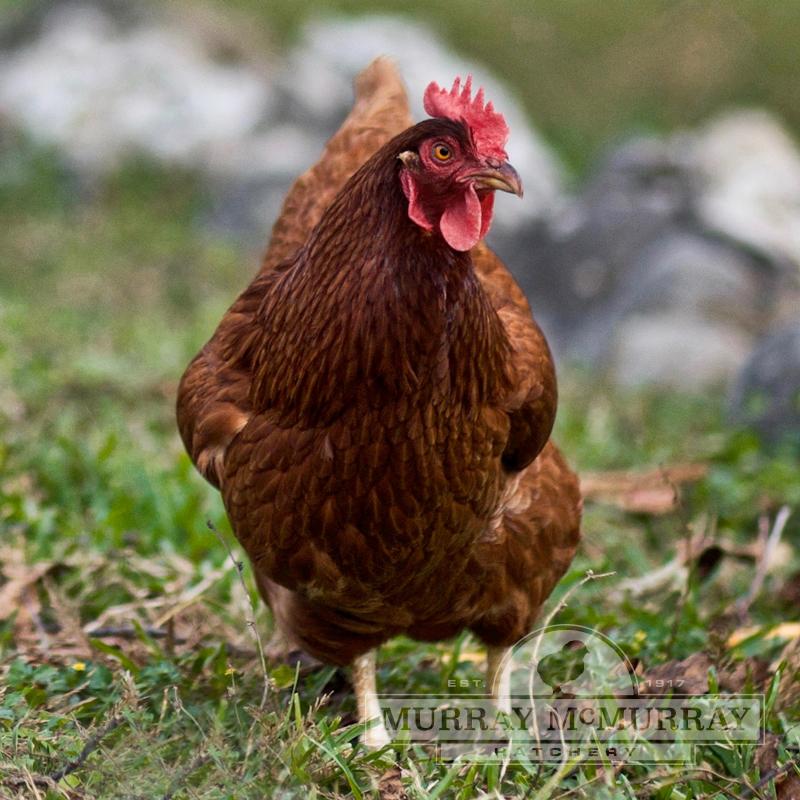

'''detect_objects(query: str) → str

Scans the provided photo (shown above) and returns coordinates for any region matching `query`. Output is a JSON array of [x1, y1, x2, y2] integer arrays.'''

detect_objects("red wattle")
[[439, 184, 483, 252], [401, 170, 494, 252]]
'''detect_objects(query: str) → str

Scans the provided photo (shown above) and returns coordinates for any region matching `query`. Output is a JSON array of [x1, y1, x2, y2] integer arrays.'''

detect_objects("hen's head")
[[398, 76, 522, 252]]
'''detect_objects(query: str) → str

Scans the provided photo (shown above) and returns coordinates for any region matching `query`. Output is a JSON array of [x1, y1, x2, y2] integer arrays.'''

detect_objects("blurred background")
[[1, 0, 798, 554]]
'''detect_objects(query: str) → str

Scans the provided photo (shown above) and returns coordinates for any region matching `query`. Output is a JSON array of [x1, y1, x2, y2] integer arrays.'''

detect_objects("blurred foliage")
[[2, 0, 799, 174], [0, 139, 237, 563], [214, 0, 800, 174]]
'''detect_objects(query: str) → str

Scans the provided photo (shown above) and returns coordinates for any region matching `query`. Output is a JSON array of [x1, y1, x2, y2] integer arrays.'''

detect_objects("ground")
[[0, 130, 799, 799]]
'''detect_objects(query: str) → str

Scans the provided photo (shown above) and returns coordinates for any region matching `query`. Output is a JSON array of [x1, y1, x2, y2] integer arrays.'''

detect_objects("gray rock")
[[580, 231, 773, 383], [500, 128, 798, 391], [730, 325, 800, 443], [611, 314, 754, 391], [620, 234, 767, 329], [497, 136, 696, 358]]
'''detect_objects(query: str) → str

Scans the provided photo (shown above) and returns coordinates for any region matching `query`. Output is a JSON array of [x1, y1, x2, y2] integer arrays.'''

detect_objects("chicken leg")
[[352, 650, 390, 748], [487, 645, 512, 715]]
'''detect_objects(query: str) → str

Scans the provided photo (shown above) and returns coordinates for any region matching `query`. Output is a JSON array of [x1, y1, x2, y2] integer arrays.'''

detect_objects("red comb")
[[423, 75, 509, 160]]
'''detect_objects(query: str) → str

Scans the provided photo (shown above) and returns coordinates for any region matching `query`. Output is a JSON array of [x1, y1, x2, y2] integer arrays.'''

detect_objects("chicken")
[[177, 59, 581, 747]]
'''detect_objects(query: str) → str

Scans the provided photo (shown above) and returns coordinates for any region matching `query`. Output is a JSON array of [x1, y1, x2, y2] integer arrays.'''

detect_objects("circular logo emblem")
[[495, 624, 639, 701]]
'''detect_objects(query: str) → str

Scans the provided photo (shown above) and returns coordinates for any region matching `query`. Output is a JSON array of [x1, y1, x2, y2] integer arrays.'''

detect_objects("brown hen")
[[177, 59, 581, 746]]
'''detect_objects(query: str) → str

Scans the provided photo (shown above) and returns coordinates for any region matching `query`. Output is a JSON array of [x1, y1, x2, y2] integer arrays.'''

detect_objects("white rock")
[[0, 3, 273, 173], [688, 109, 800, 270]]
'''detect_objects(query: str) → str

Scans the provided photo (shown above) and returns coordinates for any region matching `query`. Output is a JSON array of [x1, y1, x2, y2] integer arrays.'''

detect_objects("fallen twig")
[[161, 753, 211, 800], [737, 505, 792, 621], [87, 625, 187, 643], [81, 565, 232, 636], [152, 565, 234, 628], [612, 518, 722, 600], [49, 716, 124, 782], [740, 754, 800, 799], [580, 462, 708, 515], [528, 569, 615, 745]]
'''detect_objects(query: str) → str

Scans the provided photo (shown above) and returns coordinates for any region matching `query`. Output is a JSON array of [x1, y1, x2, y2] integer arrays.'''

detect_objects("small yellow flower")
[[633, 630, 647, 644], [225, 666, 236, 676], [72, 662, 87, 672]]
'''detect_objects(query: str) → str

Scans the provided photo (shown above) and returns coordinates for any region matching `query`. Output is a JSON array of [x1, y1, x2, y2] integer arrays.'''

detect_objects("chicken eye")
[[432, 142, 452, 162]]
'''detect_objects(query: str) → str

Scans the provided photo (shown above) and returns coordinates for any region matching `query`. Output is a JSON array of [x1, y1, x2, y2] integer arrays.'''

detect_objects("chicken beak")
[[468, 162, 524, 197]]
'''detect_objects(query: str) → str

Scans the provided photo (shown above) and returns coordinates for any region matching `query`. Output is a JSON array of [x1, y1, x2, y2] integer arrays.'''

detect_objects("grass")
[[1, 26, 800, 799]]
